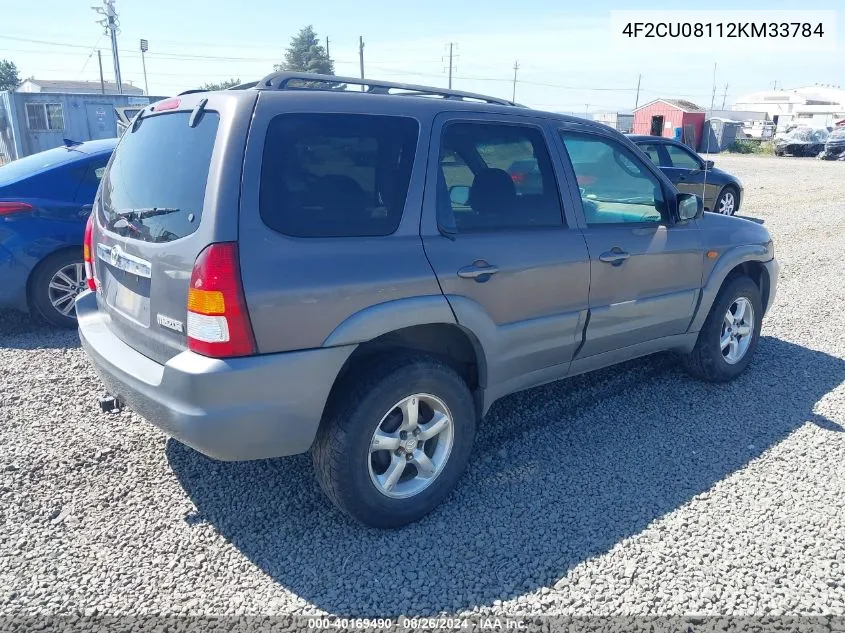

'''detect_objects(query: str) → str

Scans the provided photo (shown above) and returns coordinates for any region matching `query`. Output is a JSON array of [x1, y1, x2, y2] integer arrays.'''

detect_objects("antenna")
[[702, 62, 716, 201]]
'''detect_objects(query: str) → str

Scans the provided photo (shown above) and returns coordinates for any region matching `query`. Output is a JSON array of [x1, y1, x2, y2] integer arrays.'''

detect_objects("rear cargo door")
[[91, 94, 252, 364]]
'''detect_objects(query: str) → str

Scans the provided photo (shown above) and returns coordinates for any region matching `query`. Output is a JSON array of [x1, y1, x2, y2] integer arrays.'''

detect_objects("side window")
[[560, 132, 666, 225], [664, 144, 702, 169], [84, 158, 109, 185], [260, 114, 419, 238], [437, 122, 563, 232], [636, 143, 664, 166]]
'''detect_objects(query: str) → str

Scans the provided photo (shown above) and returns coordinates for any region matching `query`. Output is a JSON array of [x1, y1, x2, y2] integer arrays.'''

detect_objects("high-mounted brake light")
[[0, 202, 34, 216], [83, 213, 97, 291], [186, 243, 256, 358], [153, 98, 180, 111]]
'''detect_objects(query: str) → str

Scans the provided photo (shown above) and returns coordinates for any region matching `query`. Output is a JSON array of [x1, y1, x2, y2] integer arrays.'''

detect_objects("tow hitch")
[[98, 395, 124, 414]]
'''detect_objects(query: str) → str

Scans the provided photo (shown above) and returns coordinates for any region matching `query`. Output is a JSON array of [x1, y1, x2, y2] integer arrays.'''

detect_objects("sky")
[[3, 0, 843, 114]]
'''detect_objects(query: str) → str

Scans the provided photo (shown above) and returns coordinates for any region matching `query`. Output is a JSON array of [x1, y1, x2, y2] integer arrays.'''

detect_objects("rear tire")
[[312, 355, 476, 529], [683, 275, 762, 382], [28, 250, 86, 328]]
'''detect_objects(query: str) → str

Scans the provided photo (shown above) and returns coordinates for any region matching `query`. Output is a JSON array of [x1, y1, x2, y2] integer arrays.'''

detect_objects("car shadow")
[[0, 308, 80, 350], [167, 336, 845, 616]]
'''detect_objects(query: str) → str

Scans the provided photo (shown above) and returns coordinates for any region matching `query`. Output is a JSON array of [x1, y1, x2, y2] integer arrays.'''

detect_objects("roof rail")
[[255, 71, 521, 107]]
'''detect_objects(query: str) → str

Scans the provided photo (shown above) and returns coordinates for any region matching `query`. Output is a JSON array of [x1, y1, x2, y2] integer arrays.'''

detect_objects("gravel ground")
[[1, 155, 845, 622]]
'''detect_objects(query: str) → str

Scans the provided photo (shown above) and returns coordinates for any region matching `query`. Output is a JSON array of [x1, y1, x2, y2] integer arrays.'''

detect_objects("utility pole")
[[93, 0, 122, 94], [512, 60, 519, 102], [448, 42, 454, 89], [139, 39, 149, 95], [325, 37, 330, 59], [634, 73, 642, 109], [358, 36, 365, 91], [585, 104, 590, 119], [709, 62, 717, 113], [97, 50, 105, 94], [721, 83, 729, 110]]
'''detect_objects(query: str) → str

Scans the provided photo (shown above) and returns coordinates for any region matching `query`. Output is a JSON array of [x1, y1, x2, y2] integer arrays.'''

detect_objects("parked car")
[[76, 73, 778, 529], [628, 135, 743, 216], [819, 126, 845, 161], [0, 138, 116, 326], [774, 126, 829, 157]]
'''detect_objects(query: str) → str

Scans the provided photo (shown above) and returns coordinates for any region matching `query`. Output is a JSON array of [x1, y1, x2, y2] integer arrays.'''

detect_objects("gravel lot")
[[2, 155, 845, 621]]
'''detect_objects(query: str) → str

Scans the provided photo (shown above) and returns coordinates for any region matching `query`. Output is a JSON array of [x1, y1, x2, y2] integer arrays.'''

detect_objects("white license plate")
[[114, 283, 143, 315]]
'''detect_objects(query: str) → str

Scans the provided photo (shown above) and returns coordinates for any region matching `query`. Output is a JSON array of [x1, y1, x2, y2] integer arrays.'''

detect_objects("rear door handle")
[[457, 261, 499, 281], [599, 250, 630, 265]]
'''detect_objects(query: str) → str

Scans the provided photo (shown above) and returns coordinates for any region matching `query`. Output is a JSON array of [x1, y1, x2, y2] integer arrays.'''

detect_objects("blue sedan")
[[0, 138, 116, 327]]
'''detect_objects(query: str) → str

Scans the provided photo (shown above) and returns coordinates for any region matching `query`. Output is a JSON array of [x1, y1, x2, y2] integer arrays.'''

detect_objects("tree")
[[0, 60, 21, 92], [202, 78, 241, 91], [275, 26, 335, 75]]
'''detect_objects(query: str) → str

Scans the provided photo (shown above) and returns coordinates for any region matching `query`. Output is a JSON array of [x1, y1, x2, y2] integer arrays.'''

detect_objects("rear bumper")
[[76, 291, 354, 461]]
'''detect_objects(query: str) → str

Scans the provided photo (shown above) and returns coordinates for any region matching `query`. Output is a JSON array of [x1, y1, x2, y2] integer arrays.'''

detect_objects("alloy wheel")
[[368, 393, 454, 499], [48, 263, 86, 318], [718, 191, 736, 215], [721, 297, 754, 364]]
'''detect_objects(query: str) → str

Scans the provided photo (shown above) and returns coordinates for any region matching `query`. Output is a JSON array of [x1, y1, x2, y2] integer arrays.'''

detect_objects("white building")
[[733, 85, 845, 129], [17, 79, 144, 96]]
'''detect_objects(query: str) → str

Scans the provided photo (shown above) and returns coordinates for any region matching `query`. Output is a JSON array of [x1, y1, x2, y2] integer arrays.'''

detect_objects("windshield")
[[98, 110, 219, 243], [0, 146, 78, 186]]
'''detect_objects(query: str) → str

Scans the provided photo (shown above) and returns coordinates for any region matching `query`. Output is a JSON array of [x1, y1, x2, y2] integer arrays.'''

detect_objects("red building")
[[632, 99, 706, 149]]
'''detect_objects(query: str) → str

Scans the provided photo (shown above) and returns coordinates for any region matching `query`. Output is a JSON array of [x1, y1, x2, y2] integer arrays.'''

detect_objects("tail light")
[[186, 242, 256, 358], [510, 172, 526, 186], [0, 202, 34, 216], [83, 213, 97, 291]]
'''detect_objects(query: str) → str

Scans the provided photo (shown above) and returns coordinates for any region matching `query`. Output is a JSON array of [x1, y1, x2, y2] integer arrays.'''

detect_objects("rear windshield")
[[259, 113, 419, 237], [98, 111, 219, 242], [0, 146, 78, 185]]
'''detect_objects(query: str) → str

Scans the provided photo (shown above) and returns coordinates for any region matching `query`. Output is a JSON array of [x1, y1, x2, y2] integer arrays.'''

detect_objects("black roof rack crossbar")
[[255, 71, 519, 106]]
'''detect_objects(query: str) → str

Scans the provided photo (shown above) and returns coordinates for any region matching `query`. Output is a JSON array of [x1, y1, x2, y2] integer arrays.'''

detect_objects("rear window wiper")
[[114, 207, 181, 221]]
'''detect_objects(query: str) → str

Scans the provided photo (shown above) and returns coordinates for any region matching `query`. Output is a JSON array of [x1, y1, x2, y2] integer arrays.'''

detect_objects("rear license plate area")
[[103, 267, 151, 327]]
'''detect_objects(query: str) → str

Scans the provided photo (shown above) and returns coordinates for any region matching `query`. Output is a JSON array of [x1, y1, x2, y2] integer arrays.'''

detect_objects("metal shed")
[[632, 99, 706, 150], [701, 118, 744, 153], [0, 91, 165, 163]]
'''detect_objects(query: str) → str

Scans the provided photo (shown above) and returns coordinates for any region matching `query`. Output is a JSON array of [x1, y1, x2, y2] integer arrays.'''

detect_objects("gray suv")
[[77, 73, 779, 528]]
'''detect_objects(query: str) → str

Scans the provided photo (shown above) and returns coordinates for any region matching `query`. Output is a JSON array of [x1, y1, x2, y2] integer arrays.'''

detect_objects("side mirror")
[[703, 159, 715, 170], [449, 185, 470, 206], [677, 193, 703, 221]]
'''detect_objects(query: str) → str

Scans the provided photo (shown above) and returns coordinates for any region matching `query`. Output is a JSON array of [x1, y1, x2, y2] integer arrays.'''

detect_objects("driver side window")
[[560, 132, 666, 226]]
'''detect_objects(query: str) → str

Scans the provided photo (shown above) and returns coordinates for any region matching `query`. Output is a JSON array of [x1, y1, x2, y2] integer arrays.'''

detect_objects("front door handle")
[[599, 249, 630, 265], [457, 261, 499, 281]]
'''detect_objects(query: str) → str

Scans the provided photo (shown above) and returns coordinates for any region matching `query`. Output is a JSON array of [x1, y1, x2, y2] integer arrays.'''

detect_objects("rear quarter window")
[[98, 110, 219, 242], [259, 113, 419, 238]]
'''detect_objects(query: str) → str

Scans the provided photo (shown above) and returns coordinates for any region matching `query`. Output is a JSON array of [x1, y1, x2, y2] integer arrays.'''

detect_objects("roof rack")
[[255, 71, 521, 107]]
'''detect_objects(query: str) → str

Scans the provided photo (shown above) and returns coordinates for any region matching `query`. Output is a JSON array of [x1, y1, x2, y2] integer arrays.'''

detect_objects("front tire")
[[683, 275, 762, 382], [715, 186, 739, 216], [312, 355, 476, 529], [28, 250, 86, 328]]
